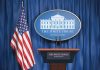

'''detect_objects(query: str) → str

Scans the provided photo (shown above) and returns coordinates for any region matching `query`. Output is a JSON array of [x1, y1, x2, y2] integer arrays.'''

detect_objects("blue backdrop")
[[0, 0, 100, 70]]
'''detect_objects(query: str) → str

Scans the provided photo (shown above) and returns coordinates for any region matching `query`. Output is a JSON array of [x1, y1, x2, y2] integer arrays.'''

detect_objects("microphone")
[[55, 36, 61, 48]]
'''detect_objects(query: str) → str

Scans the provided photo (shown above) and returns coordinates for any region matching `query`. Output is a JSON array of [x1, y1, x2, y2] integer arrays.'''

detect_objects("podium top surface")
[[38, 48, 80, 52]]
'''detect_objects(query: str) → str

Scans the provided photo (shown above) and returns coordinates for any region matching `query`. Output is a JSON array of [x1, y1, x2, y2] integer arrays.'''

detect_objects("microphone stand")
[[55, 36, 61, 48]]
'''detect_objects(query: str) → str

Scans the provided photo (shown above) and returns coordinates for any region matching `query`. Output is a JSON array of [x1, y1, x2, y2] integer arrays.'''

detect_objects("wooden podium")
[[38, 48, 80, 70]]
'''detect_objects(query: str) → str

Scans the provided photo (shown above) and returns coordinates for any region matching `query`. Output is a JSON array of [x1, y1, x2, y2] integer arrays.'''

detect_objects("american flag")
[[10, 2, 35, 70]]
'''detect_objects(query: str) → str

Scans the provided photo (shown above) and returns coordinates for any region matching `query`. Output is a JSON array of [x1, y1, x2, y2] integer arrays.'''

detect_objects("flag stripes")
[[11, 28, 35, 70]]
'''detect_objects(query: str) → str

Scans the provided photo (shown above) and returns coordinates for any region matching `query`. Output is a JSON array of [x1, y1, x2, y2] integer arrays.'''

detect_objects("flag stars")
[[23, 16, 25, 18], [22, 9, 24, 12], [16, 8, 29, 35]]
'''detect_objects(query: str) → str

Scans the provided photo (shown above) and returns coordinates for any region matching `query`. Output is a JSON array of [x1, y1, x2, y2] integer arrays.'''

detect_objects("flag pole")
[[22, 0, 24, 8]]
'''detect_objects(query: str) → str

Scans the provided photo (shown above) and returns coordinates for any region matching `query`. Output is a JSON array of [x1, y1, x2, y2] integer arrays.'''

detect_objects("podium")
[[38, 48, 80, 70]]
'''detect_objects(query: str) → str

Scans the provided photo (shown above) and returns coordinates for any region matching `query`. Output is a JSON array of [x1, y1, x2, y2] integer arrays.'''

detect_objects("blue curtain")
[[0, 0, 100, 70]]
